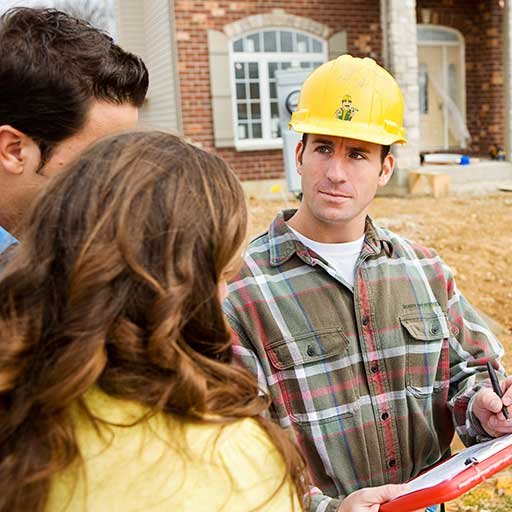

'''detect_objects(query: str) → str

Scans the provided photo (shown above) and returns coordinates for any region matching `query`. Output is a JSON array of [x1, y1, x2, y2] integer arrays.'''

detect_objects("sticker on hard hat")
[[334, 95, 358, 121]]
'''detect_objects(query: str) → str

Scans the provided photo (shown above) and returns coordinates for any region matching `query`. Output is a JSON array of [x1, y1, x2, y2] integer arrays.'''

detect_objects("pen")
[[486, 361, 509, 420]]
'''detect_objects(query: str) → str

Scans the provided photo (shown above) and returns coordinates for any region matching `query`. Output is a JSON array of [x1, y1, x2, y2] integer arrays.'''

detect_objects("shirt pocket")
[[400, 312, 450, 398], [265, 327, 359, 423]]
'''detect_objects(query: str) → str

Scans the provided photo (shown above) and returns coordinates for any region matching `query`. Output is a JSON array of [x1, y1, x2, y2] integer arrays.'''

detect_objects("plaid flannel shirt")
[[224, 210, 504, 512]]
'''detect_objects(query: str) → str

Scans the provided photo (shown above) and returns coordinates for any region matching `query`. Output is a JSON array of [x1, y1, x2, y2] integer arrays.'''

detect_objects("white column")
[[382, 0, 421, 187], [505, 0, 512, 162]]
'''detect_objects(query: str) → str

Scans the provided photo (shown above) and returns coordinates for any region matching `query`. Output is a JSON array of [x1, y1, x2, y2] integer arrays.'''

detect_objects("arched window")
[[231, 29, 327, 149]]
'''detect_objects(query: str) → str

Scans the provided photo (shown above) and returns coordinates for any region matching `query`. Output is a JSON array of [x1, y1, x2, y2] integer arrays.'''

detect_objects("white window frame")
[[229, 28, 327, 151]]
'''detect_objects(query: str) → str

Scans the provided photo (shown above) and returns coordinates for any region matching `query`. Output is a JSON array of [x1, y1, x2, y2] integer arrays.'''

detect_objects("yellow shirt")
[[46, 388, 301, 511]]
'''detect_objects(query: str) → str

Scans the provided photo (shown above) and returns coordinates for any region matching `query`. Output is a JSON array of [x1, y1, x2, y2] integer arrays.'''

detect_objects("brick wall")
[[174, 0, 383, 181], [416, 0, 505, 155]]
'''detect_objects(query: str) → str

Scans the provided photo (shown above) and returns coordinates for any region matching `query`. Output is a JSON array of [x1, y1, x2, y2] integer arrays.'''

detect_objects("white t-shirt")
[[288, 226, 365, 288]]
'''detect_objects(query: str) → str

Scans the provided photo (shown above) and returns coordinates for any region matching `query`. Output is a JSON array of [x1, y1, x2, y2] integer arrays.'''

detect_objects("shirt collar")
[[0, 225, 19, 255], [267, 210, 393, 267]]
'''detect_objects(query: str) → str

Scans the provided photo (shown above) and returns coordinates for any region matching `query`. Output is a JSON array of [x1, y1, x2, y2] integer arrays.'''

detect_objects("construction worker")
[[224, 55, 512, 512]]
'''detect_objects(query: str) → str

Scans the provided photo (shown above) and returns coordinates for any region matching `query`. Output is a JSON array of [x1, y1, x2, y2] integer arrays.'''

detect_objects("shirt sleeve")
[[225, 306, 344, 512], [224, 304, 271, 396], [444, 261, 506, 444]]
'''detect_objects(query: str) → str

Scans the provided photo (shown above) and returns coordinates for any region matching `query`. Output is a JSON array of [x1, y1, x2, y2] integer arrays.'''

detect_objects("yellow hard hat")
[[290, 54, 407, 145]]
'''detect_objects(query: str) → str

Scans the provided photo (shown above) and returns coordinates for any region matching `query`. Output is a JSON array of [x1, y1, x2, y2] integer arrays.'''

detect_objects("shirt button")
[[370, 364, 379, 374], [381, 412, 389, 421], [361, 316, 369, 326], [430, 324, 440, 335], [306, 345, 316, 357], [388, 459, 396, 468]]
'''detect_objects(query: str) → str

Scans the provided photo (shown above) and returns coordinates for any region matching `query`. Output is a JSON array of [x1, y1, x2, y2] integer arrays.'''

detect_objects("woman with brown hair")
[[0, 131, 407, 511]]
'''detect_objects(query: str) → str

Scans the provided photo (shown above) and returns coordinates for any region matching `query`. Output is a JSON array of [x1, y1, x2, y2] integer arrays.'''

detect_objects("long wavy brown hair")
[[0, 131, 307, 511]]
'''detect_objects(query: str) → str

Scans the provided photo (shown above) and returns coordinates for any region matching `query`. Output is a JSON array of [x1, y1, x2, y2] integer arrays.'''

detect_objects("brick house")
[[114, 0, 512, 191]]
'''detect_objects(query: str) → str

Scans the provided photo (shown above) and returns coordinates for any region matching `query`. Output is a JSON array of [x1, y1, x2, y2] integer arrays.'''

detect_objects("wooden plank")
[[408, 171, 450, 198]]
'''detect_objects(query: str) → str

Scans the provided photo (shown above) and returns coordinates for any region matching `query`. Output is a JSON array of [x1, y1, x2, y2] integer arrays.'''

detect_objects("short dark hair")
[[0, 8, 149, 161], [300, 133, 391, 164]]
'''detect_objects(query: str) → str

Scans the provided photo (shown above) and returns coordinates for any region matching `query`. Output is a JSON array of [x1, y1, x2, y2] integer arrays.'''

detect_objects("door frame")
[[417, 24, 466, 150]]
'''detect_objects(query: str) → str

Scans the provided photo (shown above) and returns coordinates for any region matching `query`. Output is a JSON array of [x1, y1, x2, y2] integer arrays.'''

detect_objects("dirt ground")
[[247, 191, 512, 511]]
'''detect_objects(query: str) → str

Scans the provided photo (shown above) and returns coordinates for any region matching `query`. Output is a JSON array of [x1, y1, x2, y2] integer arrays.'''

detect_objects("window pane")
[[238, 123, 248, 140], [281, 62, 291, 70], [236, 83, 246, 100], [271, 115, 280, 138], [237, 103, 248, 120], [233, 38, 243, 52], [280, 31, 293, 52], [246, 33, 260, 52], [270, 102, 279, 118], [250, 102, 261, 120], [300, 61, 313, 69], [448, 63, 457, 102], [419, 64, 428, 114], [252, 123, 262, 139], [249, 82, 260, 99], [268, 62, 278, 79], [418, 27, 459, 43], [269, 82, 277, 99], [263, 31, 277, 52], [296, 33, 309, 53], [234, 62, 245, 79], [312, 39, 322, 52], [248, 62, 259, 79]]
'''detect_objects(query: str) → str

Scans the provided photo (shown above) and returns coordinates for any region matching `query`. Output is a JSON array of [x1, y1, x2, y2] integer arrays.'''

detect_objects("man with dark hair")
[[0, 7, 148, 251]]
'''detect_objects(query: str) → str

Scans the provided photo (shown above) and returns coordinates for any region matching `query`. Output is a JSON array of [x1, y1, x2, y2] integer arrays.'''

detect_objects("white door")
[[417, 25, 467, 151]]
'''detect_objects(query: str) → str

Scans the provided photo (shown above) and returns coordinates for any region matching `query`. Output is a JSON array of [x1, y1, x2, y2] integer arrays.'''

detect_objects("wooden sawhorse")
[[408, 170, 450, 198]]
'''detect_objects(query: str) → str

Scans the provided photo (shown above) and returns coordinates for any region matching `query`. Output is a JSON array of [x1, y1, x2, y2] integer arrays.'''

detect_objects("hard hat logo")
[[335, 95, 359, 121]]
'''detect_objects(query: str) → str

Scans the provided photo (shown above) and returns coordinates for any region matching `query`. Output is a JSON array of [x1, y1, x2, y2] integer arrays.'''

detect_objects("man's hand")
[[336, 484, 415, 512], [472, 376, 512, 437]]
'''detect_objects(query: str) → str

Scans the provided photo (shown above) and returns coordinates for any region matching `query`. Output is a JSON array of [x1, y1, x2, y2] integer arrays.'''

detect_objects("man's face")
[[342, 100, 351, 108], [293, 133, 394, 242], [38, 100, 139, 178]]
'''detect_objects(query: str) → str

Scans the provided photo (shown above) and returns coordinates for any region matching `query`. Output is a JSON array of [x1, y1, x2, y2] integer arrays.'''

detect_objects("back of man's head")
[[0, 7, 149, 162]]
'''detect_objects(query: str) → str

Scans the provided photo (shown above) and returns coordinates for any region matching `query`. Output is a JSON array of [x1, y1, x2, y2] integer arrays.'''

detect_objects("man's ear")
[[0, 125, 40, 175], [295, 141, 304, 175], [378, 152, 395, 187]]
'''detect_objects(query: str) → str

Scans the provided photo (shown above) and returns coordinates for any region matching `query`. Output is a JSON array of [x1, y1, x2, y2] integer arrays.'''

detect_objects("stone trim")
[[223, 9, 331, 39], [382, 0, 421, 176]]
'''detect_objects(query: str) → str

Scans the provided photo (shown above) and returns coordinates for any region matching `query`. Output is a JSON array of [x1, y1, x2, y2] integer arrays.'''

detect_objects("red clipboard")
[[380, 440, 512, 511]]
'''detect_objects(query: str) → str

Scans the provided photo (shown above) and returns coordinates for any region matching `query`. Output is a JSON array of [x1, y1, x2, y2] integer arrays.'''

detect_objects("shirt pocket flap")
[[400, 313, 450, 341], [266, 327, 349, 370]]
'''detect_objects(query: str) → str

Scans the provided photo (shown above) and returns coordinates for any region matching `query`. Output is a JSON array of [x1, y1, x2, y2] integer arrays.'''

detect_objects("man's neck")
[[286, 209, 366, 244]]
